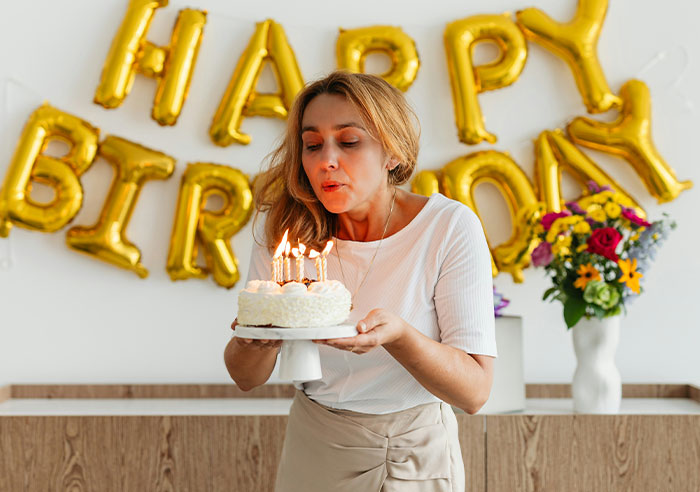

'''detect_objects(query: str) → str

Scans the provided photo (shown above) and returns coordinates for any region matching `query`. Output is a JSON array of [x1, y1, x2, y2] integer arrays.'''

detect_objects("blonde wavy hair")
[[253, 70, 420, 252]]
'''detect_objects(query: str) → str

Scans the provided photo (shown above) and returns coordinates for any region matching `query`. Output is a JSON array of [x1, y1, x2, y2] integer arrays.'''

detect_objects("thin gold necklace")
[[336, 187, 397, 310]]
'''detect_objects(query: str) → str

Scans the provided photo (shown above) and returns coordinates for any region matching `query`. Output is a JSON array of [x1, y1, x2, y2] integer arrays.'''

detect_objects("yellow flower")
[[612, 192, 627, 204], [574, 263, 602, 290], [546, 216, 582, 243], [592, 190, 614, 204], [618, 258, 643, 294], [604, 202, 621, 219], [573, 221, 591, 235], [551, 236, 572, 257], [587, 204, 607, 223], [576, 243, 589, 253], [552, 245, 571, 258], [534, 224, 544, 235], [630, 232, 640, 241]]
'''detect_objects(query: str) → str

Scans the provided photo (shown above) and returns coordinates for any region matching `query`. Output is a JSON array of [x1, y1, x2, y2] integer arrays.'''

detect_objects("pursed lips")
[[321, 181, 344, 192]]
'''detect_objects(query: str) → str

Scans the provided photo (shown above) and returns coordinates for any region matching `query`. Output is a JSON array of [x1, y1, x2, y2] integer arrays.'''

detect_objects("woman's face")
[[300, 93, 390, 215]]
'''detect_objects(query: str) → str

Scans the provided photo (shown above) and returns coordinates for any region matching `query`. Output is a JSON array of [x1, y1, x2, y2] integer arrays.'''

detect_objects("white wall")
[[1, 0, 698, 386]]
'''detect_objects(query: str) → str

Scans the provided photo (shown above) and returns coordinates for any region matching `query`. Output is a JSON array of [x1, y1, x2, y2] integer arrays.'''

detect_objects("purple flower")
[[493, 287, 510, 317], [531, 241, 554, 267], [586, 180, 601, 193], [586, 181, 614, 193], [541, 210, 571, 231], [565, 201, 586, 215]]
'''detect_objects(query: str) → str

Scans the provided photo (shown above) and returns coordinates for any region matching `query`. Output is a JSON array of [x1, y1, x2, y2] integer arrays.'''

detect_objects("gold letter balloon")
[[516, 0, 621, 113], [441, 151, 541, 282], [0, 104, 99, 237], [94, 0, 207, 125], [411, 170, 441, 197], [444, 14, 527, 145], [210, 19, 304, 146], [167, 163, 253, 288], [336, 25, 420, 92], [533, 129, 644, 215], [66, 136, 175, 278], [567, 80, 693, 203]]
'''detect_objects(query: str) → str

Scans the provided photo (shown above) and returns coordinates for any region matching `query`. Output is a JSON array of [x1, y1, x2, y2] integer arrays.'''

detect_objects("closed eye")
[[305, 141, 357, 151]]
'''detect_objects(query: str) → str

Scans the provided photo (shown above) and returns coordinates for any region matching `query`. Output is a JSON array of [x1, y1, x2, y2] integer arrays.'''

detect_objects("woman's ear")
[[386, 158, 399, 171]]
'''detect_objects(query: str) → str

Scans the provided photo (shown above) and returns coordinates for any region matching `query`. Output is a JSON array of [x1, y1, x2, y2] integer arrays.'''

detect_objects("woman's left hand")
[[313, 308, 407, 354]]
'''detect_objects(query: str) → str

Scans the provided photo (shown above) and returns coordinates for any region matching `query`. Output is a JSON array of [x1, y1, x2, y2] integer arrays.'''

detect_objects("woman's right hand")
[[231, 318, 282, 350]]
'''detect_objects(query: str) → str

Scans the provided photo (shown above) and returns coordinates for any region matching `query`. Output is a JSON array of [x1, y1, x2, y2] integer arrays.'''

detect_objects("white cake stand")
[[234, 324, 358, 382]]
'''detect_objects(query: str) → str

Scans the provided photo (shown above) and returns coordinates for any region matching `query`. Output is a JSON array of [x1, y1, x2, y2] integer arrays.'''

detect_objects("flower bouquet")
[[526, 182, 676, 328]]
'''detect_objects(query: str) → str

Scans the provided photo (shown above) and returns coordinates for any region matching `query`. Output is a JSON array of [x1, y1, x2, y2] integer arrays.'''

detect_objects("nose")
[[318, 142, 339, 171]]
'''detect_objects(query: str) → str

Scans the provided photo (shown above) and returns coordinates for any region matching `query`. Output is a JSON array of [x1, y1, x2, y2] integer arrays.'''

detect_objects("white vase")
[[571, 315, 622, 414]]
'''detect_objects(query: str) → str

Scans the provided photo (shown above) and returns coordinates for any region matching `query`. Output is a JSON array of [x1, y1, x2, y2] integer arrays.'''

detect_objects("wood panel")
[[10, 383, 297, 399], [0, 415, 289, 492], [486, 414, 700, 491], [526, 383, 692, 399], [457, 415, 486, 492], [689, 384, 700, 403], [0, 385, 9, 403], [11, 383, 697, 400]]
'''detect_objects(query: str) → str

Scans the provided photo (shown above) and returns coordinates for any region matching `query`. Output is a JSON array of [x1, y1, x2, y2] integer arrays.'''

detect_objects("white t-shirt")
[[244, 193, 497, 414]]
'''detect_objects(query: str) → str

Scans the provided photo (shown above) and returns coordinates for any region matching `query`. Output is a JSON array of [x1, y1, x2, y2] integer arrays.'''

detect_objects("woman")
[[224, 71, 497, 492]]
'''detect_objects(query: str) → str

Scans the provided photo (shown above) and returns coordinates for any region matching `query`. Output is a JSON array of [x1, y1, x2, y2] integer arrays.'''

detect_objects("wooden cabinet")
[[1, 384, 698, 491]]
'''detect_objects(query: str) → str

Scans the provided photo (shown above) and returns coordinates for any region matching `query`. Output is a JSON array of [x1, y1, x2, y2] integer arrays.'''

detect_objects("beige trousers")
[[274, 389, 465, 492]]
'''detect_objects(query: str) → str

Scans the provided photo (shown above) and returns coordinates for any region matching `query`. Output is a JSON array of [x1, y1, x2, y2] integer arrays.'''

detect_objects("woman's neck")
[[336, 187, 397, 242]]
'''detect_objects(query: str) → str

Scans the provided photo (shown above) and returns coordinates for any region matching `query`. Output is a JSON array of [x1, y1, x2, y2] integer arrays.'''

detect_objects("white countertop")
[[0, 397, 699, 416]]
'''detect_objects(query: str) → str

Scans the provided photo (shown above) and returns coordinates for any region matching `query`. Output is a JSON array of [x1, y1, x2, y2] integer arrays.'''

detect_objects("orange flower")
[[574, 263, 602, 290], [618, 258, 643, 294]]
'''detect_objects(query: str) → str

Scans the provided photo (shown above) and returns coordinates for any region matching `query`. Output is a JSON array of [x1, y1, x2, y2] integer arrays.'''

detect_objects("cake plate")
[[234, 324, 358, 382]]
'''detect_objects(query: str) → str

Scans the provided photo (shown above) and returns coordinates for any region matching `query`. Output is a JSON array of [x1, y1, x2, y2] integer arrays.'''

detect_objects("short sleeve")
[[243, 211, 274, 284], [245, 240, 273, 284], [433, 205, 497, 357]]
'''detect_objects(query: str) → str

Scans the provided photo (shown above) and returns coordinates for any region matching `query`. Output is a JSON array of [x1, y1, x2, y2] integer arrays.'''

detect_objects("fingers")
[[231, 318, 239, 331], [357, 308, 385, 333], [315, 334, 376, 354], [234, 337, 281, 349]]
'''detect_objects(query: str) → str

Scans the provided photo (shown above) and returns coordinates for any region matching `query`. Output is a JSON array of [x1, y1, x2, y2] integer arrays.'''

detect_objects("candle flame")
[[321, 240, 333, 256], [308, 249, 320, 259], [284, 241, 291, 256], [273, 229, 289, 258], [291, 247, 300, 258], [298, 242, 306, 255]]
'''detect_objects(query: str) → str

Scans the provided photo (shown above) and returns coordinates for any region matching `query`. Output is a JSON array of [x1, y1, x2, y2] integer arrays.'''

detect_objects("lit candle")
[[308, 249, 320, 280], [284, 241, 291, 281], [292, 243, 306, 281], [321, 240, 333, 282], [272, 229, 288, 282]]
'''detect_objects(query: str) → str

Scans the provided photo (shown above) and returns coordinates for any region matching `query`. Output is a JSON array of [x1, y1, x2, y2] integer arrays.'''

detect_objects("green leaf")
[[564, 296, 587, 329], [543, 287, 558, 301]]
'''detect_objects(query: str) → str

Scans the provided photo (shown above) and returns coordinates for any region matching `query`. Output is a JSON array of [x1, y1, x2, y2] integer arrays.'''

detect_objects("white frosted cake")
[[237, 279, 351, 328]]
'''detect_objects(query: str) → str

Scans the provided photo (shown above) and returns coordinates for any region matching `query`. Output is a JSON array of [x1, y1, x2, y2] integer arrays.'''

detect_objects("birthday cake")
[[237, 279, 351, 328], [237, 233, 351, 328]]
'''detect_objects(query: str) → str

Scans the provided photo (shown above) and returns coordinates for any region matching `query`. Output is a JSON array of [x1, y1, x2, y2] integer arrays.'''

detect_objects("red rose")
[[587, 227, 622, 262]]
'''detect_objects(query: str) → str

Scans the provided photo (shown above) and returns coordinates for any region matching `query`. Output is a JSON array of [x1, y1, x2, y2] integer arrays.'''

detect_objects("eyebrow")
[[301, 123, 366, 134]]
